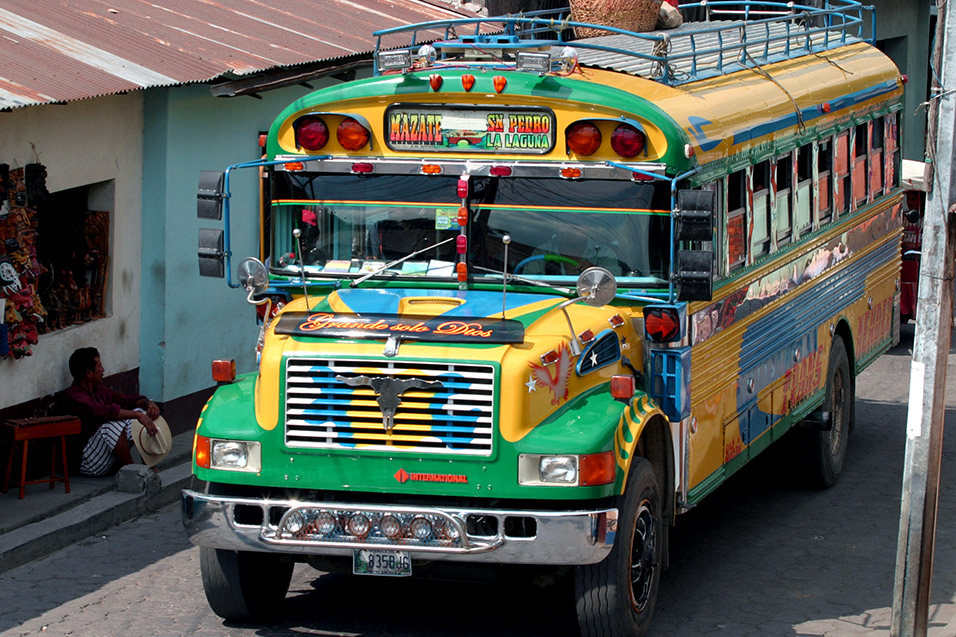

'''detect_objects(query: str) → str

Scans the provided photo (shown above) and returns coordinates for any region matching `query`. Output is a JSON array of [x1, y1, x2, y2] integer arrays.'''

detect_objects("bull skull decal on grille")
[[335, 375, 443, 432]]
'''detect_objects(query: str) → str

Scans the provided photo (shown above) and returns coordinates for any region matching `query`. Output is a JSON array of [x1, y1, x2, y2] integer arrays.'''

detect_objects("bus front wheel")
[[574, 457, 662, 636], [200, 547, 294, 621], [807, 336, 852, 488]]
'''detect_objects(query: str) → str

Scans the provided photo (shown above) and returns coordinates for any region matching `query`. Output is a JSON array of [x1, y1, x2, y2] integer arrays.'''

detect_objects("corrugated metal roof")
[[0, 0, 475, 110]]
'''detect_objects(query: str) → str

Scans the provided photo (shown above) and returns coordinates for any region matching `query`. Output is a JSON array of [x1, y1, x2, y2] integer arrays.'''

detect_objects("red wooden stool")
[[2, 416, 81, 499]]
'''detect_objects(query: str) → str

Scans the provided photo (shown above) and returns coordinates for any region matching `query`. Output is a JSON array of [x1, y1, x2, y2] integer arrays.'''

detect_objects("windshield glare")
[[270, 173, 671, 285]]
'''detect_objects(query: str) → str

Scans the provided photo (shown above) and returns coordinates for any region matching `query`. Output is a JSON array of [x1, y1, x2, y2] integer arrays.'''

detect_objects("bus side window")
[[870, 119, 884, 197], [727, 170, 747, 272], [795, 144, 813, 237], [885, 112, 901, 190], [853, 122, 868, 205], [834, 132, 850, 217], [818, 138, 832, 225], [775, 153, 793, 247], [751, 160, 771, 259]]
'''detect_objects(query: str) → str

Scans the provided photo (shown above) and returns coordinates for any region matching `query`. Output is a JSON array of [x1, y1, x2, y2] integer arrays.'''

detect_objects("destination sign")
[[275, 312, 526, 344], [385, 104, 555, 154]]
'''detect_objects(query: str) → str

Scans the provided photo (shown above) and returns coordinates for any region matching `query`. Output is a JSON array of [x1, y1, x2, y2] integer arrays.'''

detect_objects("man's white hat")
[[132, 415, 172, 468]]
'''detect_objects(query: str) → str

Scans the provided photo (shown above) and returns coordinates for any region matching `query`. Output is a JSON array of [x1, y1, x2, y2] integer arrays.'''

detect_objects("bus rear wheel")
[[806, 336, 852, 488], [574, 457, 662, 636], [200, 547, 294, 621]]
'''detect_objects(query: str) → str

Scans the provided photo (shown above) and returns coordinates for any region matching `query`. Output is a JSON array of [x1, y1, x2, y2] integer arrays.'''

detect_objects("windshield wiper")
[[351, 235, 458, 287], [471, 265, 574, 294]]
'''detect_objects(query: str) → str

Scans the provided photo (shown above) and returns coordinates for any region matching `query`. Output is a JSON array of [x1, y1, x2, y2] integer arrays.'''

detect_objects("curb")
[[0, 462, 192, 575]]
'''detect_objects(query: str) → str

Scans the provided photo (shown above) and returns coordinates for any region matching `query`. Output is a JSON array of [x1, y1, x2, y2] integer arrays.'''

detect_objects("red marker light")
[[610, 375, 635, 399], [430, 74, 443, 91], [540, 350, 559, 365], [489, 166, 512, 177], [351, 162, 374, 174], [493, 76, 507, 93], [457, 207, 468, 226], [457, 177, 469, 198], [456, 235, 467, 254], [212, 359, 236, 383], [461, 74, 476, 91], [456, 262, 468, 282], [578, 329, 595, 344]]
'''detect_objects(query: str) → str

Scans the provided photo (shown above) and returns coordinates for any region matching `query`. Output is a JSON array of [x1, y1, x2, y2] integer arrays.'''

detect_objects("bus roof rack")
[[372, 1, 873, 86]]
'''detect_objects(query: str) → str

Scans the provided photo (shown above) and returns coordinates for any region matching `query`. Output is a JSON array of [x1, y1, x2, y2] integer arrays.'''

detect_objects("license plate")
[[352, 549, 412, 577]]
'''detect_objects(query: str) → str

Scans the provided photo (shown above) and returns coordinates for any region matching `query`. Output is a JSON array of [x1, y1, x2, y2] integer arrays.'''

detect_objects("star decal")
[[526, 375, 538, 392]]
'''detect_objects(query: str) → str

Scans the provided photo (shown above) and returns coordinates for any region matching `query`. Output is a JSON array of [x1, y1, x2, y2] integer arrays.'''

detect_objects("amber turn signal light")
[[580, 451, 615, 486], [194, 434, 211, 469]]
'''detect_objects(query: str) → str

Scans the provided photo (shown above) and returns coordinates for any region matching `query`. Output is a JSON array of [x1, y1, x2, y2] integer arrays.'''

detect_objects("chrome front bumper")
[[181, 490, 617, 565]]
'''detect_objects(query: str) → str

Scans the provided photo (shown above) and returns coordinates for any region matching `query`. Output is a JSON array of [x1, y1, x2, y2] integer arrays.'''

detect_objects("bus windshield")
[[271, 172, 671, 286]]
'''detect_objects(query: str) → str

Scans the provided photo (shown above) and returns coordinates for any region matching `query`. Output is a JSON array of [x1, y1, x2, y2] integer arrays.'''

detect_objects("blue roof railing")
[[371, 1, 873, 86]]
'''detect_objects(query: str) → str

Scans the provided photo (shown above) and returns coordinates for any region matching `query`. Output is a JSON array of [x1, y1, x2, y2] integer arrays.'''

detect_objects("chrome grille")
[[285, 358, 495, 455]]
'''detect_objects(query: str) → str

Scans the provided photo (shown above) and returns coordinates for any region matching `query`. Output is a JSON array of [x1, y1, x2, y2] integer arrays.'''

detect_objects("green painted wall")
[[139, 77, 356, 401]]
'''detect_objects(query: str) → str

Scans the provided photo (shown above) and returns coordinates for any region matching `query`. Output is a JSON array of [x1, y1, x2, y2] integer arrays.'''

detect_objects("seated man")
[[60, 347, 166, 476], [521, 232, 620, 276]]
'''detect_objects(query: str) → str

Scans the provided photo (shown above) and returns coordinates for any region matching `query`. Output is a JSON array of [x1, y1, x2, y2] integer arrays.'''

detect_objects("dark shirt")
[[60, 383, 146, 439]]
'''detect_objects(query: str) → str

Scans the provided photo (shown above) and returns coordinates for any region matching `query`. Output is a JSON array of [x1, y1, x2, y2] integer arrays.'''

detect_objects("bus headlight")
[[518, 452, 616, 486], [210, 440, 261, 472], [518, 454, 578, 485]]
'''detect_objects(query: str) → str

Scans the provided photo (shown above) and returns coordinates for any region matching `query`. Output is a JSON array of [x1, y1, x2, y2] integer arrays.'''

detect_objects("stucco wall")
[[140, 77, 353, 401], [0, 93, 145, 408]]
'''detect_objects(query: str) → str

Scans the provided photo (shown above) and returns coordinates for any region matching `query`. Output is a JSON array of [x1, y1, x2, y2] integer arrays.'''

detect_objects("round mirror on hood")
[[237, 257, 269, 301], [576, 267, 617, 307]]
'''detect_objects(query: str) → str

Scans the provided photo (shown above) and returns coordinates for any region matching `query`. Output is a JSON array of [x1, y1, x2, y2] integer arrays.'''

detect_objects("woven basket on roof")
[[570, 0, 663, 37]]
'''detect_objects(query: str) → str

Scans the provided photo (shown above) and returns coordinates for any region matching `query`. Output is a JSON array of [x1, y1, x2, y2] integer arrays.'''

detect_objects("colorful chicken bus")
[[183, 2, 903, 634]]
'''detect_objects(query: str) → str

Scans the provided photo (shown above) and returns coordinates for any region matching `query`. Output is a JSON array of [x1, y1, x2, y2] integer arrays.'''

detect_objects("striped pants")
[[79, 418, 134, 476]]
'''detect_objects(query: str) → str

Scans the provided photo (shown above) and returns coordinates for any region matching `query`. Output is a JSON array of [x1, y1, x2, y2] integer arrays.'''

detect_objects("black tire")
[[200, 547, 294, 622], [575, 457, 662, 636], [807, 337, 852, 488]]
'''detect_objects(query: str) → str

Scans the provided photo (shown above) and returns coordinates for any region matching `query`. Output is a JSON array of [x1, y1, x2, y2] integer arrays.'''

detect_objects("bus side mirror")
[[674, 189, 715, 301], [198, 170, 225, 220], [198, 229, 225, 278], [675, 251, 713, 301], [675, 189, 715, 241]]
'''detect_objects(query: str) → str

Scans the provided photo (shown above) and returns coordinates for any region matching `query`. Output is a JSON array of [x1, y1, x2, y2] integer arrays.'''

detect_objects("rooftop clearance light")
[[377, 49, 412, 73], [493, 76, 507, 93], [430, 74, 443, 91], [461, 74, 476, 91], [516, 51, 551, 74]]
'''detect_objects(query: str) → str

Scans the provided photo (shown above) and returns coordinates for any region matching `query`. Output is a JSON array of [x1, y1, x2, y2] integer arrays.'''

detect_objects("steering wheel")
[[514, 253, 581, 274]]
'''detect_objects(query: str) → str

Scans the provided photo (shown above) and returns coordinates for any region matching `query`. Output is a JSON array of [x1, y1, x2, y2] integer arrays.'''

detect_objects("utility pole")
[[892, 0, 956, 634]]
